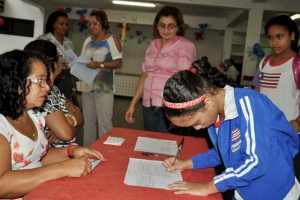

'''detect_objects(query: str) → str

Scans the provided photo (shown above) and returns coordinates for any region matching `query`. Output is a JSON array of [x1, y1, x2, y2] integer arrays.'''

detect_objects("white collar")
[[223, 85, 239, 120]]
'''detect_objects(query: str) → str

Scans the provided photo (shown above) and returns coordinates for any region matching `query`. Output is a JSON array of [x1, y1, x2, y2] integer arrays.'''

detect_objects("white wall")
[[0, 0, 44, 54], [0, 1, 224, 75], [68, 20, 224, 75]]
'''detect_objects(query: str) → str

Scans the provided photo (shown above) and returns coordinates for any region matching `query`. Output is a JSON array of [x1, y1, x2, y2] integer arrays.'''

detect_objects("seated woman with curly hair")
[[0, 50, 106, 199]]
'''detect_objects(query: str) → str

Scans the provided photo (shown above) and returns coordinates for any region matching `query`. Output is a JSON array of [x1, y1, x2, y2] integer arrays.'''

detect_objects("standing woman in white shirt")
[[37, 10, 77, 105], [79, 10, 122, 146]]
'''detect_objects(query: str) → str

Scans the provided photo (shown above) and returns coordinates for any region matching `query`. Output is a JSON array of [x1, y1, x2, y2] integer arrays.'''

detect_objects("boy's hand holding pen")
[[162, 137, 195, 173], [172, 137, 184, 165]]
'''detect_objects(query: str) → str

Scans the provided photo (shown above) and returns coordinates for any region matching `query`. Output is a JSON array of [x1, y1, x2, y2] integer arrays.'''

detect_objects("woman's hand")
[[168, 181, 219, 196], [47, 131, 59, 145], [86, 61, 100, 69], [65, 100, 83, 126], [72, 146, 107, 161], [162, 158, 193, 173], [62, 158, 93, 177], [125, 105, 135, 123]]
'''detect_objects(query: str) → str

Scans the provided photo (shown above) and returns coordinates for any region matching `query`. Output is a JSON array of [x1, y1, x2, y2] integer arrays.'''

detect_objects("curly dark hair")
[[90, 10, 110, 31], [153, 6, 185, 38], [24, 39, 58, 81], [0, 50, 43, 119], [45, 10, 68, 34], [163, 70, 217, 117], [264, 15, 299, 52]]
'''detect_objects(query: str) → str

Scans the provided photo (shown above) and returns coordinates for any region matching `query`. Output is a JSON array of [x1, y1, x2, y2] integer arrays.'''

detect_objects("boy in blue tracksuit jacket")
[[162, 70, 300, 199]]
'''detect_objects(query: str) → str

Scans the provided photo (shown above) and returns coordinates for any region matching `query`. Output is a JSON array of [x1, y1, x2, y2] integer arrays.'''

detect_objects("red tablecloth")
[[24, 127, 222, 200]]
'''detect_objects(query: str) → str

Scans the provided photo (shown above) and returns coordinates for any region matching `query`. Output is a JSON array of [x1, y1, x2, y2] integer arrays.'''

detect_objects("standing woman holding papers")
[[125, 6, 196, 133], [79, 10, 122, 146], [37, 10, 78, 105]]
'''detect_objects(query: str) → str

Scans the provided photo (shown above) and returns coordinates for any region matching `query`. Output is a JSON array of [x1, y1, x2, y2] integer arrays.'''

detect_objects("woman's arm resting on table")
[[42, 145, 106, 166], [0, 135, 93, 198]]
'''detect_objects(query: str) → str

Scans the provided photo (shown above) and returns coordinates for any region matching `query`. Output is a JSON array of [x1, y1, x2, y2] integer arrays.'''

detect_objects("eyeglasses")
[[27, 78, 51, 88], [157, 22, 177, 31]]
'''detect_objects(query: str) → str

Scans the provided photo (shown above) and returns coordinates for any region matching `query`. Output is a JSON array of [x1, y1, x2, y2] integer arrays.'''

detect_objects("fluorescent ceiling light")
[[291, 14, 300, 20], [112, 1, 156, 8]]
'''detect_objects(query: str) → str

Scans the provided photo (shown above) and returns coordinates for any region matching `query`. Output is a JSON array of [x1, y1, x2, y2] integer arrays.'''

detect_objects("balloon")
[[194, 32, 203, 40], [248, 43, 265, 59], [76, 8, 88, 32], [0, 17, 4, 26], [76, 9, 87, 16], [64, 7, 72, 13], [199, 23, 208, 34], [80, 15, 85, 23]]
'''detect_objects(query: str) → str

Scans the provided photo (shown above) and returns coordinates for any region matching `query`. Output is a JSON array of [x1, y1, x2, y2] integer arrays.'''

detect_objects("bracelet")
[[64, 113, 77, 127], [66, 144, 75, 158]]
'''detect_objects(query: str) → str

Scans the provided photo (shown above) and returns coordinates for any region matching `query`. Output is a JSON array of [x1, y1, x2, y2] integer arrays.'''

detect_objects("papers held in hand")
[[65, 49, 100, 85]]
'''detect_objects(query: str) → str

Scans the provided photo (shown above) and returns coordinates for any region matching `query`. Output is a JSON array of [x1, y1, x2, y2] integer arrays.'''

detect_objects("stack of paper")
[[103, 136, 125, 146]]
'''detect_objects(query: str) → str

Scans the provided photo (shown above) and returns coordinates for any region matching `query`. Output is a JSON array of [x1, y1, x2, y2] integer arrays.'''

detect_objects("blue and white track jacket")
[[192, 86, 299, 199]]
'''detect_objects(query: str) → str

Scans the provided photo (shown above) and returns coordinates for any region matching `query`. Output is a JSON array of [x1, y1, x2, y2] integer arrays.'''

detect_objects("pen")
[[172, 137, 184, 165]]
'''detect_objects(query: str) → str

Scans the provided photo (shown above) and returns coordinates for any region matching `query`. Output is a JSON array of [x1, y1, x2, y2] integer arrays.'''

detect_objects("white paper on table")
[[69, 55, 100, 85], [134, 137, 178, 156], [88, 158, 101, 169], [103, 136, 125, 146], [124, 158, 182, 189]]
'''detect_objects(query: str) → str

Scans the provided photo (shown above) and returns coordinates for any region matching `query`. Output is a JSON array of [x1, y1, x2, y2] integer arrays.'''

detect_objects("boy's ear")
[[203, 98, 215, 109]]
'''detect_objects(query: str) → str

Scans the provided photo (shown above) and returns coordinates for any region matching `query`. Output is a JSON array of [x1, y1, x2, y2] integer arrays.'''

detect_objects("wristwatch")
[[99, 63, 105, 68]]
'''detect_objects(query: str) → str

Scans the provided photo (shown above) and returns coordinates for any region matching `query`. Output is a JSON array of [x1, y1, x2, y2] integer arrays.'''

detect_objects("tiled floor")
[[77, 95, 300, 199]]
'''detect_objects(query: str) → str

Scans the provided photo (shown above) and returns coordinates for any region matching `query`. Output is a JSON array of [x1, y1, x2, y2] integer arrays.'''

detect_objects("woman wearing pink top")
[[125, 6, 196, 133]]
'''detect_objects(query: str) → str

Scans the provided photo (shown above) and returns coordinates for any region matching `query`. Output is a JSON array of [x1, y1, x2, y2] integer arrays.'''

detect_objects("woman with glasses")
[[79, 10, 122, 146], [125, 6, 196, 133], [0, 50, 105, 199], [24, 39, 83, 147]]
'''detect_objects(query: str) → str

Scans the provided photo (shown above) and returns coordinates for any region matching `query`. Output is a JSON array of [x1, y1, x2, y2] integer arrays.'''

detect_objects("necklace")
[[7, 115, 37, 140]]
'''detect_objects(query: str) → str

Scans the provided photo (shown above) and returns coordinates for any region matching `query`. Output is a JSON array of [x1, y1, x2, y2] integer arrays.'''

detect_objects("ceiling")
[[25, 0, 300, 31]]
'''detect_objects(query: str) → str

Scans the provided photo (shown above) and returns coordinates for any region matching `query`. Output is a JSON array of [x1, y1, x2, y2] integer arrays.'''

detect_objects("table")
[[24, 127, 223, 200]]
